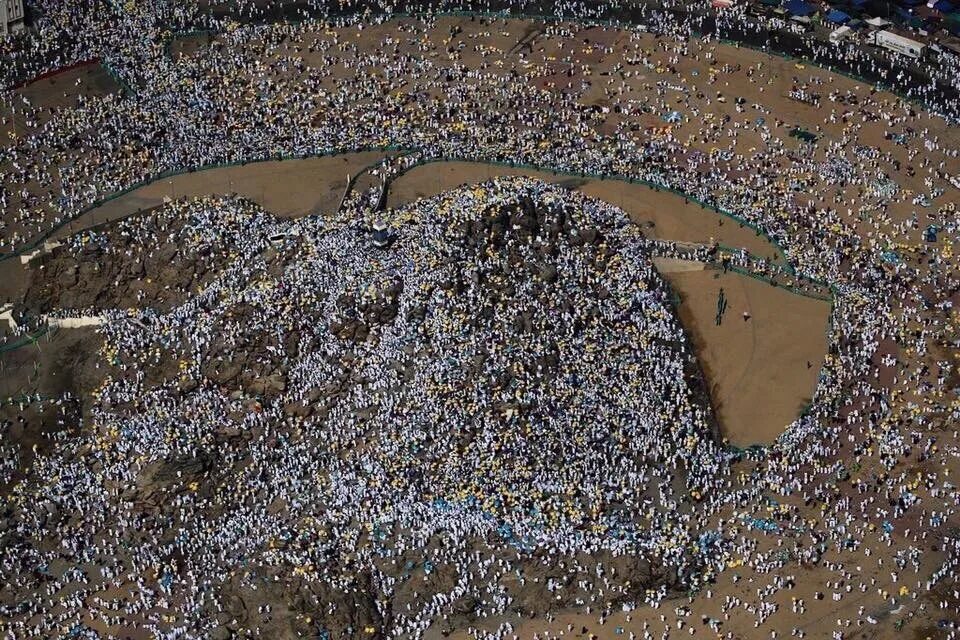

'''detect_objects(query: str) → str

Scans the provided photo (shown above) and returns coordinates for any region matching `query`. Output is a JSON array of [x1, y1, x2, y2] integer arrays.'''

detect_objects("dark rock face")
[[329, 277, 403, 343], [21, 211, 214, 319]]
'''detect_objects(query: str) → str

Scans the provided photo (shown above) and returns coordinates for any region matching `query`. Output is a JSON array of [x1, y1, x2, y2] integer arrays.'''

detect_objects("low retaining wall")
[[46, 315, 103, 329], [6, 58, 100, 91]]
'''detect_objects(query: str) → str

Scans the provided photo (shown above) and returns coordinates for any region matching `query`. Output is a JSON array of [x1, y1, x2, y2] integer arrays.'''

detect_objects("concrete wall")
[[46, 316, 103, 329], [1, 0, 25, 35]]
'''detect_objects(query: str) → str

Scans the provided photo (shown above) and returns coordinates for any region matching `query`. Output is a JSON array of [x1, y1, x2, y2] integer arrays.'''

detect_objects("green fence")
[[101, 61, 135, 97], [391, 154, 793, 261], [386, 154, 821, 285], [0, 11, 890, 462], [0, 145, 407, 264], [0, 146, 837, 305], [725, 264, 832, 302], [0, 326, 53, 354]]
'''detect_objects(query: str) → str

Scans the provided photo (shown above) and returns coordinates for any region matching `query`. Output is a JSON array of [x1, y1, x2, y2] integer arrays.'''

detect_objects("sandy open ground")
[[387, 161, 829, 445], [0, 126, 830, 449], [1, 62, 119, 139], [663, 269, 830, 446], [53, 151, 388, 236]]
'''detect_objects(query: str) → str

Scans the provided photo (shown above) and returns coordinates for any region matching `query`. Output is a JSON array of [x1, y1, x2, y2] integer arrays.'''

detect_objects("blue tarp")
[[827, 9, 851, 22], [785, 0, 817, 14], [881, 250, 902, 264], [746, 517, 781, 532], [934, 0, 955, 12]]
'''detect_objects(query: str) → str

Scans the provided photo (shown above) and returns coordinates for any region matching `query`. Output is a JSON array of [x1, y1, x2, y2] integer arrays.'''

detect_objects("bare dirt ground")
[[5, 150, 827, 449], [5, 14, 958, 255], [663, 269, 829, 446], [0, 326, 100, 493], [14, 138, 826, 450], [42, 152, 827, 446], [53, 151, 388, 235]]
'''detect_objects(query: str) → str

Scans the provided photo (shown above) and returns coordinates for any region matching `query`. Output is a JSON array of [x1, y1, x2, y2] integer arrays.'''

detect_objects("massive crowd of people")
[[0, 0, 959, 638], [6, 180, 739, 637]]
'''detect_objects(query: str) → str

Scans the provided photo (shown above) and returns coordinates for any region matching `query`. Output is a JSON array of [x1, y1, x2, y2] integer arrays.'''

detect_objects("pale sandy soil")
[[48, 151, 388, 240], [1, 62, 118, 140], [663, 269, 829, 446]]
